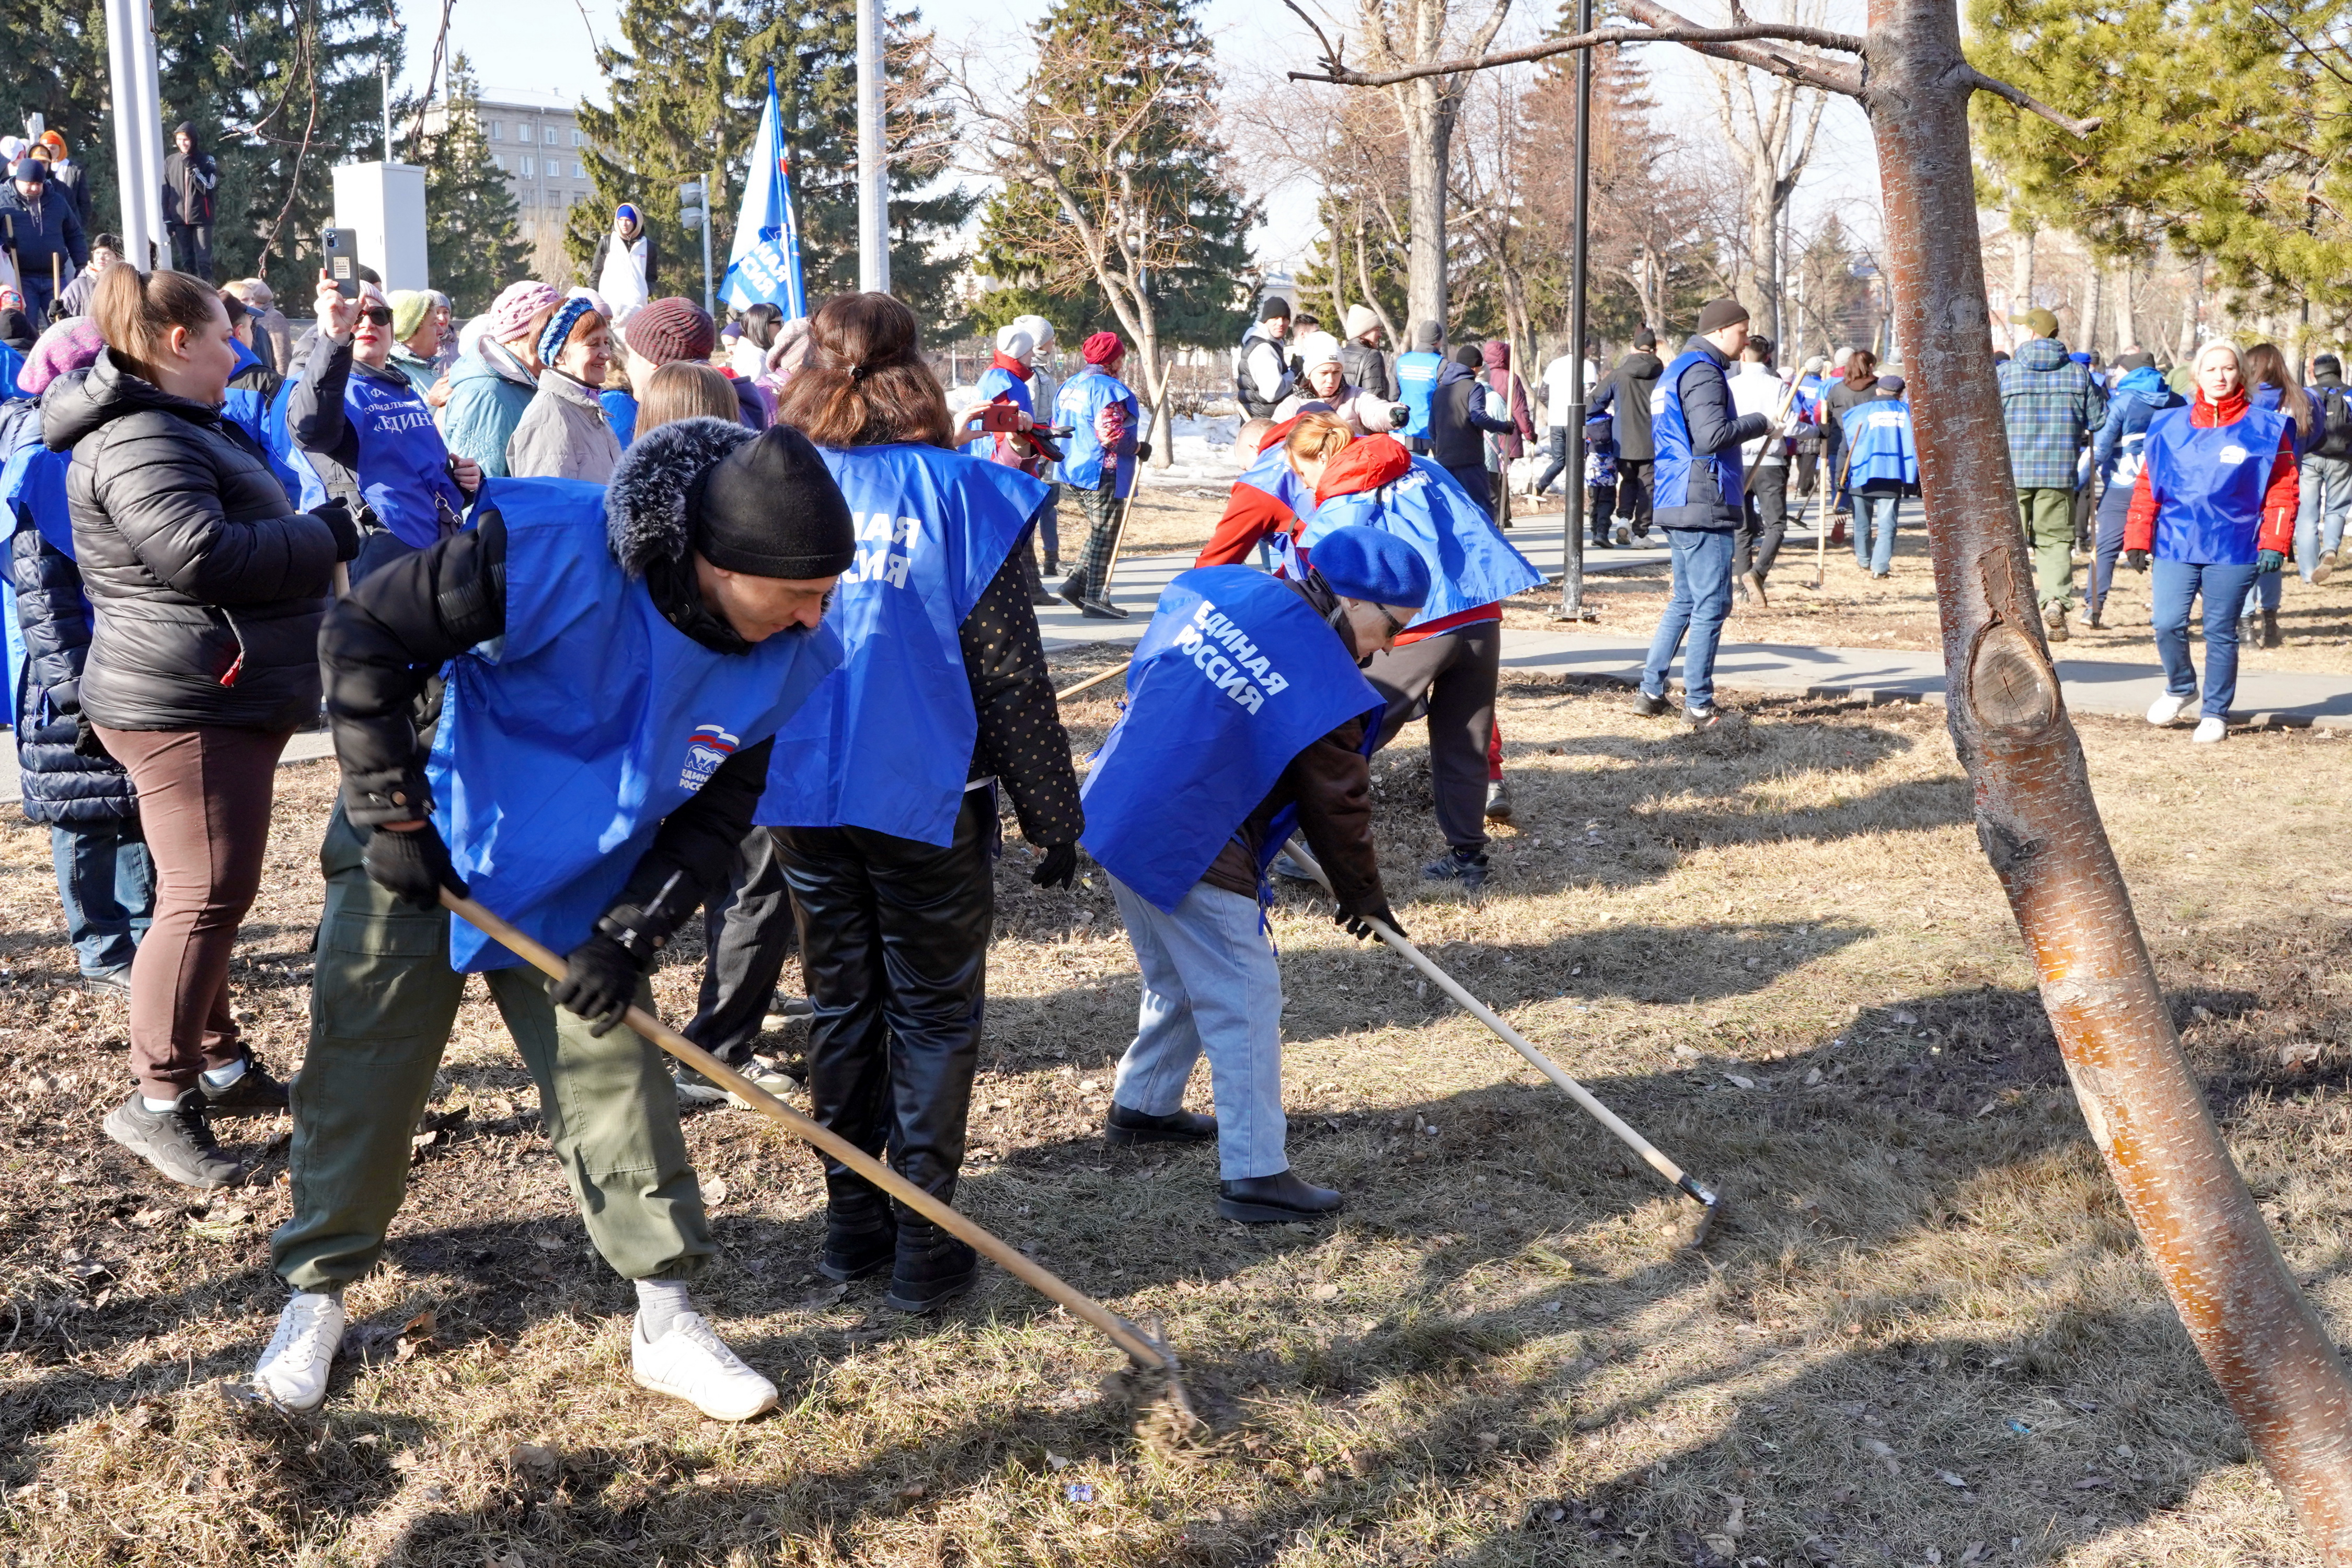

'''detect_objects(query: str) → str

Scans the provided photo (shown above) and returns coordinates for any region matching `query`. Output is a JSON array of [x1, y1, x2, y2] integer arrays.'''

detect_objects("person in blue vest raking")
[[3, 318, 155, 993], [1082, 526, 1430, 1224], [1055, 330, 1145, 619], [1302, 433, 1544, 892], [1394, 319, 1445, 455], [747, 291, 1085, 1311], [286, 273, 480, 583], [960, 322, 1062, 606], [1628, 298, 1777, 731], [1840, 375, 1919, 579], [255, 422, 854, 1423]]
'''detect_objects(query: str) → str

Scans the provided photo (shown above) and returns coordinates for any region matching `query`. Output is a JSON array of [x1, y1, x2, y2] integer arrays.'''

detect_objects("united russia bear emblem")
[[680, 724, 740, 790]]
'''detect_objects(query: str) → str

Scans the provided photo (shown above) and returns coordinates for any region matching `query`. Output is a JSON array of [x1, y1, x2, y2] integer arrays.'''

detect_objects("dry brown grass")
[[3, 677, 2349, 1566]]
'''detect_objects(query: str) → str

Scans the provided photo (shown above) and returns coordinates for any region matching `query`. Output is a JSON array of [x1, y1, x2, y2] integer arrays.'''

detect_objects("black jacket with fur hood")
[[320, 417, 789, 937]]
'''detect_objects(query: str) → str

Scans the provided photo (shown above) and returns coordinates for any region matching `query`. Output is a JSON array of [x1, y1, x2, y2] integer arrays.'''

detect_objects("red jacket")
[[2124, 388, 2298, 555]]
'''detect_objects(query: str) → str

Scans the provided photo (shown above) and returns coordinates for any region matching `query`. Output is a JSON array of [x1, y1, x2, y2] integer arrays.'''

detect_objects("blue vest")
[[2141, 405, 2289, 567], [975, 364, 1034, 416], [340, 368, 469, 548], [1396, 351, 1443, 439], [601, 388, 638, 451], [1057, 369, 1138, 495], [1081, 566, 1382, 913], [1651, 348, 1745, 525], [757, 443, 1043, 847], [1232, 437, 1316, 525], [430, 479, 844, 971], [1839, 400, 1917, 490], [1301, 456, 1543, 627], [2, 433, 72, 558]]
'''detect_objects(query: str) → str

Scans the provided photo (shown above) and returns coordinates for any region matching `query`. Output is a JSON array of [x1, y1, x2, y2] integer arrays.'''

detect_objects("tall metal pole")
[[105, 0, 165, 273], [856, 0, 889, 293], [1554, 0, 1594, 621], [382, 57, 394, 162]]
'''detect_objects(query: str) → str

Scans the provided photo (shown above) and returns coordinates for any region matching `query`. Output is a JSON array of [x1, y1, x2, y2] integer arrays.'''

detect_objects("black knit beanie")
[[691, 425, 857, 580], [1696, 297, 1751, 334], [1452, 343, 1482, 368], [1261, 296, 1292, 322]]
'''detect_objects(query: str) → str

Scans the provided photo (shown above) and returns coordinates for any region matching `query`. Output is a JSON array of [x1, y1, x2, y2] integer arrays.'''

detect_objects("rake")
[[1281, 845, 1723, 1247], [444, 890, 1205, 1435]]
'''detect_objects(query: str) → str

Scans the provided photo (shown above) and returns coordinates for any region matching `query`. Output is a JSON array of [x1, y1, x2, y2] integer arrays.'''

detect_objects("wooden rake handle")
[[441, 891, 1188, 1384]]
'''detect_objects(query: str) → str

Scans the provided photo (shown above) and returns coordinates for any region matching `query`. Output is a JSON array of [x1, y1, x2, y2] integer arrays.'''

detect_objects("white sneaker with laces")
[[255, 1291, 345, 1412], [631, 1310, 777, 1421], [2192, 717, 2227, 744], [2146, 693, 2190, 727]]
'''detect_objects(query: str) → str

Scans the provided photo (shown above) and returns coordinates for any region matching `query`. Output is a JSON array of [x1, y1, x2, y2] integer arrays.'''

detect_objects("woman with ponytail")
[[42, 262, 359, 1190]]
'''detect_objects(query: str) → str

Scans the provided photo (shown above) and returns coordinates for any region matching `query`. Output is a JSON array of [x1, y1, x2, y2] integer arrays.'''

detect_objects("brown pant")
[[94, 725, 293, 1098]]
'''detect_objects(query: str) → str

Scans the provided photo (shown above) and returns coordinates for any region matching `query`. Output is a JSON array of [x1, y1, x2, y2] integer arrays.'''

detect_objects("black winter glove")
[[1133, 440, 1152, 463], [2124, 549, 2149, 573], [1338, 903, 1405, 943], [361, 822, 469, 912], [1031, 843, 1079, 889], [310, 496, 361, 562], [2257, 548, 2287, 576], [549, 931, 643, 1037], [72, 712, 114, 763]]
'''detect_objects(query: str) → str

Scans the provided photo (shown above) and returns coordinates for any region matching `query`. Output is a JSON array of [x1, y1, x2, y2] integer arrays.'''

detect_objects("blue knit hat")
[[1312, 525, 1431, 609], [538, 293, 603, 367]]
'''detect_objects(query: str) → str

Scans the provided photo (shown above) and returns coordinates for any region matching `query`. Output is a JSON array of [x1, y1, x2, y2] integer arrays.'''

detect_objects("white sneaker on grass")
[[631, 1310, 777, 1421], [255, 1291, 345, 1412], [2192, 717, 2227, 744], [2146, 693, 2190, 727]]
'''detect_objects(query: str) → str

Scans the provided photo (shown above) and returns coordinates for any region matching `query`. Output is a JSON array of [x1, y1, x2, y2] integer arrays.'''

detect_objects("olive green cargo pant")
[[270, 809, 711, 1290], [2017, 486, 2079, 610]]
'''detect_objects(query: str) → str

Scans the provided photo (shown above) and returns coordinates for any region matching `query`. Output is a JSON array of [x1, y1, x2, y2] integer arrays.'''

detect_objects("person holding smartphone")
[[289, 272, 479, 582]]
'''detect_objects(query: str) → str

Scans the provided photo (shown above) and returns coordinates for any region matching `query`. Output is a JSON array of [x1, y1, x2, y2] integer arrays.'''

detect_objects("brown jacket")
[[1201, 574, 1385, 915]]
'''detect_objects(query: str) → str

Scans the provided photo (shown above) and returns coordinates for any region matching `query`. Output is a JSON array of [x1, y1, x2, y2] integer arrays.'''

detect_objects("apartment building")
[[421, 88, 602, 244]]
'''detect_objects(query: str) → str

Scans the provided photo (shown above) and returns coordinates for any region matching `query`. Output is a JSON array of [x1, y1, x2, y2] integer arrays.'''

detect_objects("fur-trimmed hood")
[[603, 416, 755, 577]]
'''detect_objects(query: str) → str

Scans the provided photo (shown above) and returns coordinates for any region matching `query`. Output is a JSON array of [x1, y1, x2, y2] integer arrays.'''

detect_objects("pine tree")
[[967, 0, 1255, 357], [567, 0, 971, 327], [415, 56, 526, 315]]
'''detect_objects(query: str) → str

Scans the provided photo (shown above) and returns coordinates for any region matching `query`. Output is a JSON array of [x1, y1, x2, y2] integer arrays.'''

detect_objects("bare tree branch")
[[1288, 20, 1864, 95], [1959, 65, 2103, 141]]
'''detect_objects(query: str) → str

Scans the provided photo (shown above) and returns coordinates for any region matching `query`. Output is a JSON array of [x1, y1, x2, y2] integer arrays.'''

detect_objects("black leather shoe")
[[1106, 1102, 1218, 1146], [203, 1055, 291, 1116], [1217, 1170, 1344, 1224], [884, 1215, 978, 1312], [817, 1178, 898, 1282]]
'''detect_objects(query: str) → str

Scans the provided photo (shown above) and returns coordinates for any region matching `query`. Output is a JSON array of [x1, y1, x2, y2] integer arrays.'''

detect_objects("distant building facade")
[[421, 89, 601, 246]]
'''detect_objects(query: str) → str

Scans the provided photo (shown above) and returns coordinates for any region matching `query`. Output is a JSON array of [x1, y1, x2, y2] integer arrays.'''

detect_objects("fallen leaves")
[[341, 1308, 437, 1365]]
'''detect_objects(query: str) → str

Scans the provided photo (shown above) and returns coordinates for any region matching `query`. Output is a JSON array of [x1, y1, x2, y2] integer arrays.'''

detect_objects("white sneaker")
[[255, 1291, 345, 1412], [631, 1310, 777, 1421], [2192, 717, 2227, 744], [2146, 693, 2190, 727]]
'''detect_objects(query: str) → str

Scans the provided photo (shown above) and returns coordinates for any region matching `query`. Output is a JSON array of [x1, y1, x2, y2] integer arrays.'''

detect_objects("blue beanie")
[[1311, 525, 1431, 609]]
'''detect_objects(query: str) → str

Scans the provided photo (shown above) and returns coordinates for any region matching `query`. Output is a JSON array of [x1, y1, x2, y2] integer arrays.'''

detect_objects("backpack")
[[2316, 385, 2352, 459]]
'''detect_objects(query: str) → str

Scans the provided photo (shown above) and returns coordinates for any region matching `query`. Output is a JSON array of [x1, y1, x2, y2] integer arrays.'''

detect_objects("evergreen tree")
[[416, 56, 526, 315], [967, 0, 1254, 353], [568, 0, 971, 327]]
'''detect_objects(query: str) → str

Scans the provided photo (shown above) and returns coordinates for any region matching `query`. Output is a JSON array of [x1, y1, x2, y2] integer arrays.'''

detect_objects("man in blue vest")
[[1630, 298, 1774, 728], [1082, 526, 1429, 1224], [256, 419, 852, 1424], [1395, 320, 1445, 455], [1056, 330, 1143, 618]]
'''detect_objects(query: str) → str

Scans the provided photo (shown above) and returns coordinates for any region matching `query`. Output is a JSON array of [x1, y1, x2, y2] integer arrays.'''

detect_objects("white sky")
[[391, 0, 1882, 275]]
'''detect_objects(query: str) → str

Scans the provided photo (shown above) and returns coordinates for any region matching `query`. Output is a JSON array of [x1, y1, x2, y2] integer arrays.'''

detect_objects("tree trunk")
[[1745, 165, 1781, 341], [2006, 217, 2034, 331], [1405, 77, 1451, 336], [2113, 258, 2137, 354], [1867, 1, 2352, 1552], [2080, 260, 2103, 360]]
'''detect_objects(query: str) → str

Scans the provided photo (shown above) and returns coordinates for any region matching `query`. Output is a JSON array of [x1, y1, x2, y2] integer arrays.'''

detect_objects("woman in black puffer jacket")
[[41, 264, 359, 1191]]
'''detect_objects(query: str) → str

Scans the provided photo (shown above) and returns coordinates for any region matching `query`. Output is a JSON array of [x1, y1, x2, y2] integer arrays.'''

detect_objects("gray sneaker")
[[102, 1089, 244, 1189]]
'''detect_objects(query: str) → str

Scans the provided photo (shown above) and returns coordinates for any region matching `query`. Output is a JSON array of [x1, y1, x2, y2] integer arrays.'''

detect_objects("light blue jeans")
[[2298, 452, 2350, 580], [1109, 875, 1289, 1180], [1853, 493, 1901, 575], [53, 820, 155, 975], [1641, 526, 1736, 711], [2151, 558, 2261, 719]]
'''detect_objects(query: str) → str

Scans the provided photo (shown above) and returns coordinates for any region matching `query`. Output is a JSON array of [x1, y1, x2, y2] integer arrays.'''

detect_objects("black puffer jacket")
[[43, 353, 344, 732]]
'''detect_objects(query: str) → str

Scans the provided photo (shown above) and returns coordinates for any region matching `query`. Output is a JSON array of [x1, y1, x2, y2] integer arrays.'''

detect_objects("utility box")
[[331, 162, 429, 292]]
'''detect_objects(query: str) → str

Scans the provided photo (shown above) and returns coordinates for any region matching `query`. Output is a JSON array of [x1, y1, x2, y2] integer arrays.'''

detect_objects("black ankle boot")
[[1106, 1102, 1218, 1145], [818, 1175, 897, 1282], [884, 1210, 977, 1313]]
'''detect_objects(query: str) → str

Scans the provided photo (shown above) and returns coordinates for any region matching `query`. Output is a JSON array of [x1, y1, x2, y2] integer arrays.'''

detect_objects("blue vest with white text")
[[1839, 400, 1917, 490], [1057, 368, 1138, 495], [1651, 348, 1745, 524], [1081, 567, 1382, 913], [1396, 351, 1443, 440], [757, 443, 1044, 846], [1233, 437, 1317, 526], [2141, 405, 2289, 567], [1301, 456, 1543, 627], [430, 478, 843, 971]]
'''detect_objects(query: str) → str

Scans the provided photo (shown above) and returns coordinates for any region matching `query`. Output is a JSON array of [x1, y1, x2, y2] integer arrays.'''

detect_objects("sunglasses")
[[1374, 605, 1410, 640], [359, 305, 393, 327]]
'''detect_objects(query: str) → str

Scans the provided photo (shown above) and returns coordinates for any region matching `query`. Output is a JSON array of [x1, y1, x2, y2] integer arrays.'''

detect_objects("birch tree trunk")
[[2113, 258, 2137, 353], [2080, 259, 2103, 360], [1867, 1, 2352, 1550]]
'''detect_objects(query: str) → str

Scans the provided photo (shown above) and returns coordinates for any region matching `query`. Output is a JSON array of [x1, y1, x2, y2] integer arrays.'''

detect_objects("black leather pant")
[[780, 789, 994, 1206]]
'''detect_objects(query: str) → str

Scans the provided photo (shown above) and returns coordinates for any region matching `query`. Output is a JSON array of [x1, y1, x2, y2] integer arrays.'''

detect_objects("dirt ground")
[[4, 671, 2349, 1566]]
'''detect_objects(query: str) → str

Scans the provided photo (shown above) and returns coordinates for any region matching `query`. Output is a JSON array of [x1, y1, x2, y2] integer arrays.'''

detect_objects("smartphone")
[[321, 228, 359, 298], [980, 403, 1027, 433]]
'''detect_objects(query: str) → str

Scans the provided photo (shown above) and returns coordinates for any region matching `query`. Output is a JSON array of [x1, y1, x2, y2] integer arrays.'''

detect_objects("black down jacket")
[[42, 353, 342, 733]]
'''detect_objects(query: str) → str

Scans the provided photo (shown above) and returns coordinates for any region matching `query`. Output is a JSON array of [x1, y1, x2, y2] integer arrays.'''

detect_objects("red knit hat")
[[1081, 330, 1125, 365], [624, 297, 718, 367]]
